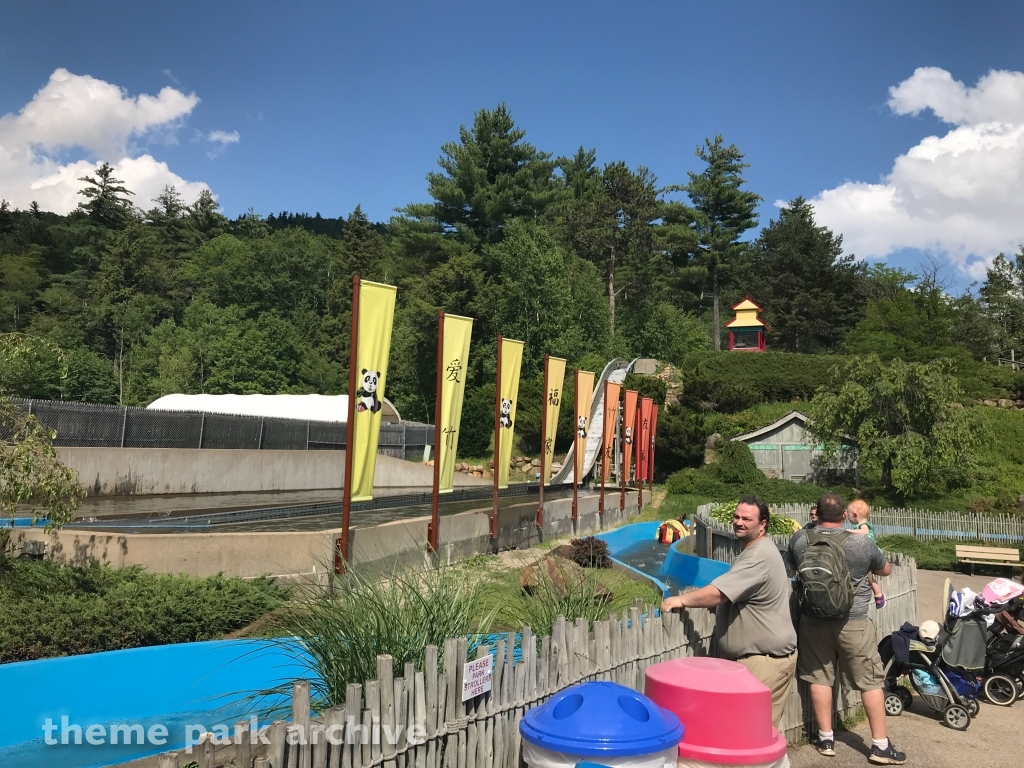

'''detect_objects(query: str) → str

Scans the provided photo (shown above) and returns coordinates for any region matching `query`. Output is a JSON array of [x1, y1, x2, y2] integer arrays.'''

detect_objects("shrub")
[[0, 559, 285, 662], [459, 384, 495, 457], [567, 536, 611, 569], [623, 373, 667, 407], [653, 406, 711, 480], [681, 351, 840, 410], [707, 500, 800, 537]]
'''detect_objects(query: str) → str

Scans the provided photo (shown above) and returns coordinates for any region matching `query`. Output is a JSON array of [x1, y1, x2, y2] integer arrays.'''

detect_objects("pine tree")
[[678, 137, 760, 350]]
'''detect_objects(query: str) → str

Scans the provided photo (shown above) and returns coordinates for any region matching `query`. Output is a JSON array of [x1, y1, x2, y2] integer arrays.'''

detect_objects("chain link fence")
[[9, 399, 433, 461]]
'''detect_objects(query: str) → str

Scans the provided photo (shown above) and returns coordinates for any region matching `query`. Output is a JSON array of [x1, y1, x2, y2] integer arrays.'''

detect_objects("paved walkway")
[[788, 569, 1023, 767]]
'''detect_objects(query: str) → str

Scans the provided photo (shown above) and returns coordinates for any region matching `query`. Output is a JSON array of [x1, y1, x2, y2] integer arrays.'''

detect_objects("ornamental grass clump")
[[264, 562, 498, 712]]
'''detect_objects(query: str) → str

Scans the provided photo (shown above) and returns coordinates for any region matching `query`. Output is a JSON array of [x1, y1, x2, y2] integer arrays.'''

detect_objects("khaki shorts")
[[736, 651, 797, 729], [797, 616, 885, 692]]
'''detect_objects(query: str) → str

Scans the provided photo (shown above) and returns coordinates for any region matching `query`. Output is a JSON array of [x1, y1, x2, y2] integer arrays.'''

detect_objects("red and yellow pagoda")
[[726, 297, 767, 351]]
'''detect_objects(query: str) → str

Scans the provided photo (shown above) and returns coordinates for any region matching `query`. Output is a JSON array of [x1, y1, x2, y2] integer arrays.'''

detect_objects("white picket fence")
[[767, 503, 1024, 544]]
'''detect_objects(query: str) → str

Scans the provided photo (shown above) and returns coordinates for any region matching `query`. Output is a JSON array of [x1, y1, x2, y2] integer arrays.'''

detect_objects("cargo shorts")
[[797, 616, 885, 692]]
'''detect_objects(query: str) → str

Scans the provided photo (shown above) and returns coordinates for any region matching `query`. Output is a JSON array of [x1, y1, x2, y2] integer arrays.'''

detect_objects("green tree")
[[979, 247, 1024, 357], [76, 163, 135, 229], [404, 104, 558, 250], [744, 197, 866, 352], [556, 153, 660, 342], [808, 355, 979, 495], [0, 251, 44, 330], [0, 400, 85, 529], [674, 136, 760, 350]]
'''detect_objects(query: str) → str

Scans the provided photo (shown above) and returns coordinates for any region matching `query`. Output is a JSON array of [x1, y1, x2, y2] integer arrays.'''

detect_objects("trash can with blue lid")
[[520, 681, 684, 768]]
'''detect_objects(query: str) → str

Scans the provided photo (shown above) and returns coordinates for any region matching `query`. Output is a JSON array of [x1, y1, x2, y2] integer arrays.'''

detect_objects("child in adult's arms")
[[847, 500, 885, 609]]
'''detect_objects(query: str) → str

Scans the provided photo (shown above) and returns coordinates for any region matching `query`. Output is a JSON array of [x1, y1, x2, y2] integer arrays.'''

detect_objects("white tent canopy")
[[146, 393, 402, 424]]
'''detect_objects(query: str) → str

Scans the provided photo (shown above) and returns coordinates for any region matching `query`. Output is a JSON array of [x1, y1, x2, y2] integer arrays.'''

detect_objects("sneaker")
[[811, 736, 835, 756], [869, 741, 907, 765], [875, 593, 886, 609]]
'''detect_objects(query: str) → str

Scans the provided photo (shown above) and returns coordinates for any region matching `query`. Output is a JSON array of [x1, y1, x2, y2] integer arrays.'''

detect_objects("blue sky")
[[3, 1, 1024, 288]]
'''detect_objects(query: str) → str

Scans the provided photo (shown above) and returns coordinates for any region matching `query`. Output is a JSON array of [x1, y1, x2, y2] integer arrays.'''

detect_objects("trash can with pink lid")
[[644, 657, 789, 768]]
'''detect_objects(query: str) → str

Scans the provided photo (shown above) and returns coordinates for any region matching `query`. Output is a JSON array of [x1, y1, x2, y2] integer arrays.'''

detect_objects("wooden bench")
[[955, 544, 1021, 577]]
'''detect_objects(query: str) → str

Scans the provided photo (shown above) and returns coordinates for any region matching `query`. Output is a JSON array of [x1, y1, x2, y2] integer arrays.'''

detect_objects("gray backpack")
[[796, 530, 864, 620]]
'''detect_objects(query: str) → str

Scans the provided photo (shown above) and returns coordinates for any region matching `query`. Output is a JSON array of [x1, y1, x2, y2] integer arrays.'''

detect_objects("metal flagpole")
[[428, 310, 444, 555], [537, 353, 549, 530], [337, 274, 360, 575], [491, 336, 502, 541], [572, 368, 579, 530]]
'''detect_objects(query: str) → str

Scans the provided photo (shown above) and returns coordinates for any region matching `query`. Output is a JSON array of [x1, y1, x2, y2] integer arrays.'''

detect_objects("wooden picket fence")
[[766, 503, 1024, 544], [157, 607, 718, 768], [693, 509, 919, 740]]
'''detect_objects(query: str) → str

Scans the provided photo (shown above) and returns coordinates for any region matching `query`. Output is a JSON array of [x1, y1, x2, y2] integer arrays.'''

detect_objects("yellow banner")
[[541, 356, 566, 485], [438, 314, 473, 493], [496, 338, 524, 490], [574, 370, 595, 480], [351, 280, 397, 502], [601, 381, 621, 484]]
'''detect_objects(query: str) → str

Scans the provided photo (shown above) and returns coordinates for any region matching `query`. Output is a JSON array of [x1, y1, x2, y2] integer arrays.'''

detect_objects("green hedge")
[[0, 559, 286, 662]]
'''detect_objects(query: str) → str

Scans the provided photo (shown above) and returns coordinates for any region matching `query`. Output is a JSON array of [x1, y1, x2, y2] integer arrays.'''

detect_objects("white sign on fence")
[[462, 655, 493, 701]]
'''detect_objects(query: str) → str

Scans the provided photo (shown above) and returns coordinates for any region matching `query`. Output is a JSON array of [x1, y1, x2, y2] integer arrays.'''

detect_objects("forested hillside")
[[3, 104, 1024, 473]]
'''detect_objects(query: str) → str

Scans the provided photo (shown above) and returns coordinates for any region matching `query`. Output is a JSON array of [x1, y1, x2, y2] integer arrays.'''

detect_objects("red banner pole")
[[648, 405, 659, 497], [428, 310, 444, 555], [599, 380, 608, 520], [491, 336, 502, 540], [337, 274, 360, 575], [537, 353, 549, 530], [572, 368, 579, 528]]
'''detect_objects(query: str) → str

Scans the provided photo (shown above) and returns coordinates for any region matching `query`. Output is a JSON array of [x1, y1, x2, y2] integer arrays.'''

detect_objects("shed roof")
[[731, 410, 810, 442]]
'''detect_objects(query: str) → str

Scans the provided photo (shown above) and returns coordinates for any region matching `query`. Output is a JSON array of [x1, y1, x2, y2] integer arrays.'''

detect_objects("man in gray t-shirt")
[[662, 495, 797, 729], [787, 494, 905, 765]]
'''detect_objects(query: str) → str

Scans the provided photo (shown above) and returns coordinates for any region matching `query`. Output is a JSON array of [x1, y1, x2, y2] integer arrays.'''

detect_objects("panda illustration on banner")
[[577, 415, 588, 439], [499, 398, 513, 429], [356, 369, 383, 413], [624, 425, 633, 445]]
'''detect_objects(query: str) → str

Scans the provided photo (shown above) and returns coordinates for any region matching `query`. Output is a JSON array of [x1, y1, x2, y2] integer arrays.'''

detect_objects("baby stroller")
[[878, 579, 986, 730], [982, 590, 1024, 706]]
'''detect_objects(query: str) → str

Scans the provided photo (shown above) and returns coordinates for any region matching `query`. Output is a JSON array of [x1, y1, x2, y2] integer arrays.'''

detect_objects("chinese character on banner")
[[548, 388, 560, 406], [443, 425, 457, 449], [445, 358, 463, 383]]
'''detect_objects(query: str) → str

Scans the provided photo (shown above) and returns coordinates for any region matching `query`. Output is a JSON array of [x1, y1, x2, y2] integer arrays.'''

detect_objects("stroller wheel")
[[1016, 676, 1024, 699], [884, 692, 904, 716], [984, 674, 1019, 706], [965, 698, 980, 717], [896, 685, 913, 709], [942, 704, 971, 730]]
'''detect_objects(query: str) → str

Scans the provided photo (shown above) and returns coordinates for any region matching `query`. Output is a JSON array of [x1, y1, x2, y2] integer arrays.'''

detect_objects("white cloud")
[[809, 67, 1024, 278], [0, 68, 214, 213], [207, 130, 240, 145]]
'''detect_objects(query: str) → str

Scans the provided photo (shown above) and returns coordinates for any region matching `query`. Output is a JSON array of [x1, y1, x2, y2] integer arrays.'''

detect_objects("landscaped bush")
[[681, 351, 841, 410], [622, 373, 667, 407], [567, 536, 611, 569], [706, 500, 799, 537], [0, 559, 285, 663], [877, 535, 1024, 572]]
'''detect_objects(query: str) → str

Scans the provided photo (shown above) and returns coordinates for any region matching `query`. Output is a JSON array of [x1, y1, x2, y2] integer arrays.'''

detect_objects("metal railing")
[[9, 398, 433, 460]]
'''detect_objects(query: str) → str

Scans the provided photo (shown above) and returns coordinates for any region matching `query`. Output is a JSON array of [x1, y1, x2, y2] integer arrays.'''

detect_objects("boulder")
[[984, 399, 998, 407], [519, 555, 612, 601], [531, 457, 541, 467], [999, 398, 1015, 408]]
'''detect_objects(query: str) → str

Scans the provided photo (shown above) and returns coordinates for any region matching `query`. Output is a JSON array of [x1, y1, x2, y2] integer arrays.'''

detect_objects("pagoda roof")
[[731, 297, 763, 311]]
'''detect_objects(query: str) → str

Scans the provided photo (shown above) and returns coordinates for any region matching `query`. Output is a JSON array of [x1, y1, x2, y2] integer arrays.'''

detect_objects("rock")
[[1016, 400, 1024, 408], [999, 398, 1015, 408], [1016, 494, 1024, 511], [519, 555, 612, 601], [472, 471, 483, 478], [425, 459, 434, 467], [984, 399, 998, 407], [705, 433, 723, 449], [531, 457, 541, 467], [482, 470, 492, 479], [471, 465, 484, 473]]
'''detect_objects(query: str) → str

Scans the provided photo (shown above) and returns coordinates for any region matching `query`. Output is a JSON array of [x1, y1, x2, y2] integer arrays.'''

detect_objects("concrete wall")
[[57, 447, 489, 496], [11, 491, 642, 579]]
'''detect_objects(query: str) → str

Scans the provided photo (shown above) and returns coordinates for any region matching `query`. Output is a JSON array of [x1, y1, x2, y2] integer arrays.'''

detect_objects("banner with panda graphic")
[[350, 280, 397, 502], [601, 381, 622, 485], [438, 314, 474, 493], [541, 356, 566, 485], [495, 338, 524, 490], [622, 390, 638, 484], [574, 370, 595, 481], [638, 397, 654, 484]]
